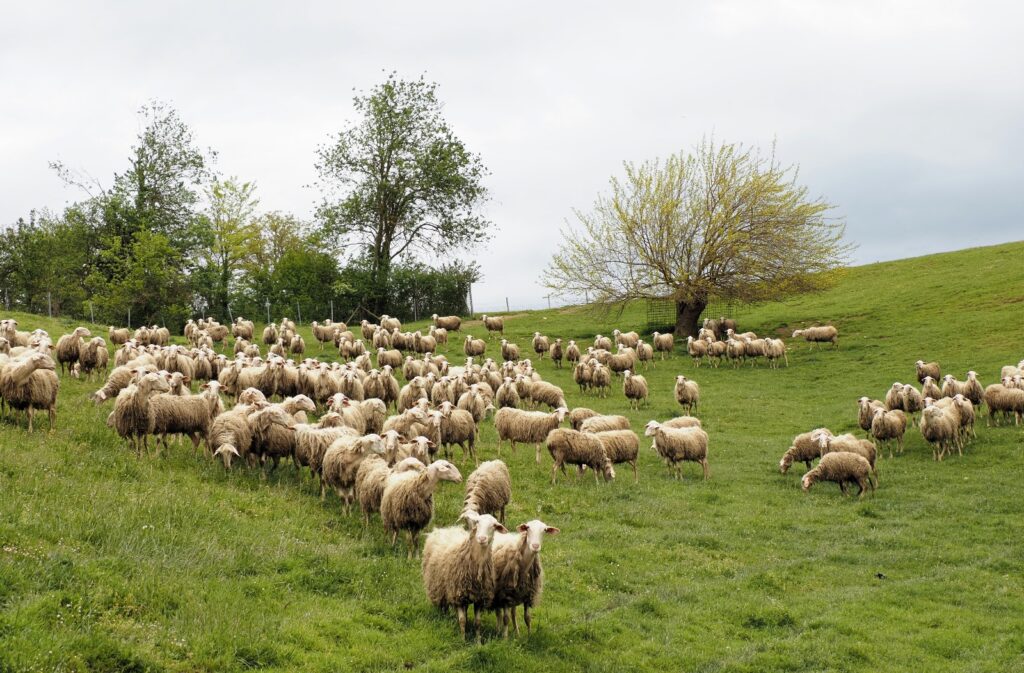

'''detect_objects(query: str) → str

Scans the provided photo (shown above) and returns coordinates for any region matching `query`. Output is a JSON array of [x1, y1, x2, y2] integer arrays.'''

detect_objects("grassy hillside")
[[1, 241, 1022, 673]]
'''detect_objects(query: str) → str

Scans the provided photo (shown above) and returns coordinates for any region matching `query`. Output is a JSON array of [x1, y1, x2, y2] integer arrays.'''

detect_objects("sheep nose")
[[477, 536, 488, 545], [530, 543, 540, 551]]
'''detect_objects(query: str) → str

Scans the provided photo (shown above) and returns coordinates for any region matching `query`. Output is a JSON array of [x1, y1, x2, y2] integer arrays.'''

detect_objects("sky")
[[1, 1, 1022, 311]]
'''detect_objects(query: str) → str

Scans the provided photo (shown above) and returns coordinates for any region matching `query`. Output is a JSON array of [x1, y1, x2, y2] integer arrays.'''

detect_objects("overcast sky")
[[2, 1, 1021, 311]]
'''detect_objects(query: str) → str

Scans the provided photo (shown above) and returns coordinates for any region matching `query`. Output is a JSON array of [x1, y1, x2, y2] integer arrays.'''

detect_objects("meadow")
[[1, 241, 1023, 673]]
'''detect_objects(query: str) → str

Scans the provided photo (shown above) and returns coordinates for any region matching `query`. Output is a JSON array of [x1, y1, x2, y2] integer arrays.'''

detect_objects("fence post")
[[227, 304, 233, 323], [265, 299, 271, 325], [89, 301, 95, 324], [505, 297, 509, 312], [47, 291, 52, 318], [297, 302, 301, 325], [468, 283, 474, 316], [330, 300, 334, 323], [127, 307, 131, 329]]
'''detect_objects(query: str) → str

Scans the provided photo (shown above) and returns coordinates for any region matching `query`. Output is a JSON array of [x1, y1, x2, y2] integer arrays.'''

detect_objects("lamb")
[[594, 429, 640, 482], [432, 314, 461, 331], [801, 452, 875, 498], [548, 339, 564, 368], [494, 407, 568, 462], [819, 433, 878, 472], [921, 376, 942, 401], [652, 331, 674, 359], [644, 421, 709, 480], [438, 401, 478, 464], [381, 459, 463, 558], [464, 335, 487, 358], [919, 405, 959, 460], [77, 337, 110, 381], [110, 370, 171, 452], [422, 510, 506, 642], [108, 326, 130, 345], [482, 314, 505, 338], [545, 428, 616, 485], [686, 336, 708, 366], [674, 375, 700, 414], [55, 327, 91, 374], [791, 325, 839, 349], [528, 380, 567, 410], [565, 340, 581, 365], [623, 370, 649, 409], [462, 459, 512, 523], [870, 408, 908, 458], [778, 428, 834, 474], [764, 338, 788, 368], [915, 360, 941, 384], [579, 414, 630, 433], [0, 352, 60, 432], [962, 371, 984, 406], [490, 519, 559, 638], [901, 384, 924, 420], [495, 377, 521, 409], [856, 397, 886, 435], [321, 433, 386, 511], [151, 381, 224, 451]]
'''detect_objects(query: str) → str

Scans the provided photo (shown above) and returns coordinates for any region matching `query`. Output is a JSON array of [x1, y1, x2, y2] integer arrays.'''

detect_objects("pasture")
[[1, 241, 1023, 673]]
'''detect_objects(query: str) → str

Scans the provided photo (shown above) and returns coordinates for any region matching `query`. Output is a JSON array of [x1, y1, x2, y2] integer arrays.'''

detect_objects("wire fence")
[[645, 298, 744, 334]]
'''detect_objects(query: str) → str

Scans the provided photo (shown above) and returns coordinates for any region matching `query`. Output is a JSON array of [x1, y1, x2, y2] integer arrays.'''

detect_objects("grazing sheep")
[[531, 332, 550, 359], [0, 353, 60, 432], [495, 377, 521, 409], [764, 338, 788, 369], [381, 459, 463, 559], [491, 519, 559, 638], [494, 407, 569, 462], [819, 433, 878, 472], [915, 360, 941, 384], [463, 459, 512, 523], [623, 370, 649, 409], [567, 407, 599, 430], [963, 371, 984, 406], [377, 347, 403, 370], [579, 414, 630, 433], [110, 371, 171, 452], [528, 380, 567, 410], [856, 397, 886, 436], [674, 375, 700, 414], [545, 428, 616, 485], [921, 376, 942, 401], [801, 452, 875, 498], [902, 384, 924, 420], [644, 421, 709, 480], [920, 405, 960, 460], [321, 433, 386, 511], [422, 511, 507, 642], [778, 428, 834, 474], [686, 336, 708, 366], [652, 332, 674, 359], [594, 429, 640, 482], [482, 315, 505, 338], [55, 327, 91, 374], [791, 325, 839, 349], [870, 408, 908, 458]]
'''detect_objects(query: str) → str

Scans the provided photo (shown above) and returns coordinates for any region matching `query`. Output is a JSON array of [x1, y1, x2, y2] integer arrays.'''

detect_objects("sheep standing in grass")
[[494, 407, 568, 461], [55, 327, 91, 375], [801, 452, 875, 498], [482, 315, 504, 338], [941, 375, 965, 399], [548, 338, 564, 368], [565, 340, 581, 365], [726, 338, 746, 367], [983, 383, 1024, 426], [594, 429, 640, 482], [764, 338, 788, 368], [321, 433, 386, 512], [545, 428, 616, 485], [531, 332, 549, 359], [653, 332, 674, 359], [108, 326, 130, 345], [779, 428, 834, 474], [623, 370, 648, 409], [568, 407, 599, 430], [857, 397, 886, 436], [422, 511, 506, 642], [495, 377, 520, 409], [151, 381, 225, 452], [686, 336, 708, 367], [594, 334, 612, 351], [791, 325, 839, 349], [0, 353, 60, 432], [902, 384, 924, 421], [432, 314, 461, 332], [644, 421, 709, 480], [111, 371, 171, 453], [870, 408, 908, 458], [819, 433, 877, 472], [920, 405, 960, 460], [921, 376, 941, 401], [884, 383, 905, 411], [500, 340, 520, 362], [591, 362, 611, 398], [462, 459, 512, 523], [464, 335, 486, 358], [674, 375, 699, 414], [491, 519, 559, 638], [438, 401, 478, 464], [963, 371, 984, 406], [579, 414, 630, 433], [915, 360, 941, 384], [381, 459, 463, 559], [529, 380, 567, 411], [356, 455, 419, 527], [77, 337, 109, 381], [951, 394, 976, 440]]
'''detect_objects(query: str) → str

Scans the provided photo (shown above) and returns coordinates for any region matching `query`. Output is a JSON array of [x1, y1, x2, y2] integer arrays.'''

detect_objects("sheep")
[[915, 360, 941, 384], [381, 315, 401, 332], [801, 452, 875, 498], [565, 340, 581, 365], [548, 339, 564, 368], [382, 407, 429, 437], [381, 459, 463, 558], [495, 377, 521, 409], [545, 428, 616, 485], [921, 376, 942, 401], [462, 459, 512, 523], [288, 334, 305, 359], [246, 404, 304, 470], [870, 408, 908, 458], [579, 414, 630, 433], [108, 326, 130, 345], [422, 510, 506, 642], [151, 381, 224, 451], [262, 324, 278, 345], [110, 370, 171, 452], [594, 429, 640, 482], [321, 433, 385, 511], [0, 353, 60, 432], [293, 422, 358, 482], [464, 335, 486, 358], [652, 331, 674, 359], [725, 338, 746, 367], [376, 347, 402, 370], [702, 318, 722, 340], [779, 428, 834, 474], [820, 433, 878, 472], [982, 384, 1024, 427], [432, 314, 461, 332], [528, 380, 567, 410], [920, 405, 960, 460], [686, 336, 708, 366], [594, 334, 612, 351], [77, 337, 109, 381], [413, 331, 437, 355], [457, 384, 490, 425], [623, 370, 649, 409], [791, 325, 839, 349], [482, 315, 505, 338], [501, 340, 522, 364], [634, 340, 654, 370], [209, 403, 262, 469], [397, 377, 429, 413], [232, 317, 255, 342], [491, 519, 559, 638], [607, 347, 636, 376], [494, 407, 568, 462], [884, 382, 904, 411], [951, 394, 976, 441], [531, 332, 549, 359], [856, 397, 886, 436], [567, 407, 598, 430], [941, 374, 965, 399], [764, 338, 788, 368], [355, 454, 391, 526], [902, 384, 924, 420], [674, 375, 700, 414], [963, 371, 984, 406], [438, 401, 478, 464], [644, 421, 709, 480], [55, 327, 91, 374]]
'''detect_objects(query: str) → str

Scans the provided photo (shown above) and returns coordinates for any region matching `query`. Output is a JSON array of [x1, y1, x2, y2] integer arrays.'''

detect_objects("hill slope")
[[0, 241, 1022, 673]]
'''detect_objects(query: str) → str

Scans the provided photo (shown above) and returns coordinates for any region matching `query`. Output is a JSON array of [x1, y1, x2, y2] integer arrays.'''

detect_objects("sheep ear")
[[545, 527, 560, 535], [495, 523, 508, 534], [426, 439, 436, 448], [517, 523, 529, 532]]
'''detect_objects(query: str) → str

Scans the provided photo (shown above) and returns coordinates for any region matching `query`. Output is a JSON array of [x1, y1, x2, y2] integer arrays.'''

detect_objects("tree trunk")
[[674, 300, 707, 338]]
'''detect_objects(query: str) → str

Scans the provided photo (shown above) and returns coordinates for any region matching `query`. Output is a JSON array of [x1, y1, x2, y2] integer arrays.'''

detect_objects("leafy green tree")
[[314, 74, 491, 315], [544, 140, 851, 336]]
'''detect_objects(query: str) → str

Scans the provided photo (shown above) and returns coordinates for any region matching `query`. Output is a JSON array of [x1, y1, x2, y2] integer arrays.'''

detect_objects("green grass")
[[1, 240, 1023, 672]]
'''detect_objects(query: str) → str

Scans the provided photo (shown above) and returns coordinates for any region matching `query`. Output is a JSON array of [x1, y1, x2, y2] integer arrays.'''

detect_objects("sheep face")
[[462, 511, 507, 548], [214, 444, 240, 469], [429, 460, 463, 484], [779, 451, 794, 474], [517, 519, 560, 552], [801, 474, 813, 491], [643, 421, 659, 437]]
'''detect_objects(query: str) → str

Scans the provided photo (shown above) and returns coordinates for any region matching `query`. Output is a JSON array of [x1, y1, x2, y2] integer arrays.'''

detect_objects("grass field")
[[1, 241, 1023, 673]]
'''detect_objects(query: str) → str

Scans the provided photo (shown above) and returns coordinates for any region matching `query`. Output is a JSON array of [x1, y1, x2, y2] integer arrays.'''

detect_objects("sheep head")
[[516, 520, 559, 553], [428, 460, 462, 484]]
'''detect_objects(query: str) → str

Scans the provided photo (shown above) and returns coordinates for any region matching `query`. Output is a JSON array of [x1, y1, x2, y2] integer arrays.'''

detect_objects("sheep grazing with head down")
[[594, 429, 640, 482], [381, 459, 463, 558], [494, 406, 569, 462], [870, 408, 908, 458], [818, 432, 877, 472], [545, 428, 615, 485], [915, 360, 941, 384], [801, 452, 875, 498], [623, 370, 649, 409], [491, 519, 559, 639], [55, 327, 91, 375], [779, 428, 833, 474], [674, 375, 700, 414], [644, 421, 709, 480], [0, 352, 60, 432], [422, 510, 506, 642], [791, 325, 839, 349], [462, 459, 512, 523], [527, 380, 567, 411]]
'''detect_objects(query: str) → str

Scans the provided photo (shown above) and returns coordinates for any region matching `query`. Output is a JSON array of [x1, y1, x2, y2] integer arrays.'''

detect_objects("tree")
[[543, 140, 851, 336], [314, 74, 491, 315], [193, 177, 260, 318]]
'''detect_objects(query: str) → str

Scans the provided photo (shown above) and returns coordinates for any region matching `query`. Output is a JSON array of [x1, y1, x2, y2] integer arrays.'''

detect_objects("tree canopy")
[[544, 140, 852, 336]]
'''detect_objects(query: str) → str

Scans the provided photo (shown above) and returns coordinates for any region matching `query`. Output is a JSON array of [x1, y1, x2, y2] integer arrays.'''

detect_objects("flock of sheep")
[[1, 310, 1020, 642]]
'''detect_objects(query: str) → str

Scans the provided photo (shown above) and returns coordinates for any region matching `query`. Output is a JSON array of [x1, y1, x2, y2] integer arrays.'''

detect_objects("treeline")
[[1, 79, 490, 331]]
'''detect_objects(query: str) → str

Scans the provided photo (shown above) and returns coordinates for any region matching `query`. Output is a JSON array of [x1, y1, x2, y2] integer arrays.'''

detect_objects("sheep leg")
[[550, 462, 560, 485], [48, 406, 56, 432], [701, 460, 709, 480], [524, 606, 532, 634], [856, 478, 866, 499], [408, 531, 418, 560], [457, 606, 468, 641], [26, 407, 34, 433], [839, 480, 848, 496], [473, 603, 484, 643], [632, 461, 638, 483]]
